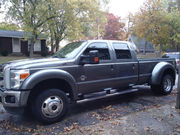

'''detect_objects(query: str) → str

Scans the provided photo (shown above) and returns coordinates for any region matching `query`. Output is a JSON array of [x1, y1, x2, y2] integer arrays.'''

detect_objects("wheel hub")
[[41, 96, 63, 118], [163, 78, 172, 92]]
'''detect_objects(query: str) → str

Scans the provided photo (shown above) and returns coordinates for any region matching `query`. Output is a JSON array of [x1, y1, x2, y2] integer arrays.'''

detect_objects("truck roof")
[[87, 40, 130, 44], [86, 40, 137, 51]]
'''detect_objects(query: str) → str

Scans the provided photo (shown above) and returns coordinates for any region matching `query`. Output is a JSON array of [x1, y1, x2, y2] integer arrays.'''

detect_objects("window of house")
[[83, 42, 110, 61], [112, 43, 132, 59]]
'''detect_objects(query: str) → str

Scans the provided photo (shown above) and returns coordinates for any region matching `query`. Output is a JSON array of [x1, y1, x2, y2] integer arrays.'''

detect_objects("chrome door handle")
[[110, 65, 114, 71], [132, 64, 135, 70]]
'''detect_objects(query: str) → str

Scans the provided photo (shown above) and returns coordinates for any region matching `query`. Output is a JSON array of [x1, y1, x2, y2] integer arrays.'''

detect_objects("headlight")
[[10, 69, 30, 89]]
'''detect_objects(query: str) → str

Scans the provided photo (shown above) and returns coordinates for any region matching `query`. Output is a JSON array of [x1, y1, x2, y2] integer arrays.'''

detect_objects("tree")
[[2, 0, 107, 55], [2, 0, 57, 57], [132, 0, 180, 52], [0, 22, 19, 31], [132, 0, 173, 53], [45, 0, 107, 53], [103, 13, 126, 40]]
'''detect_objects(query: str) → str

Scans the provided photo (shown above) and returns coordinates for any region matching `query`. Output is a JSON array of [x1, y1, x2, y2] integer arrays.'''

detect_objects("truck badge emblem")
[[80, 75, 86, 81]]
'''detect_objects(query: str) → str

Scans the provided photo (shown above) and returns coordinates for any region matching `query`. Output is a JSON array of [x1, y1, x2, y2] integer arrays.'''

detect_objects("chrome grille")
[[3, 66, 10, 89]]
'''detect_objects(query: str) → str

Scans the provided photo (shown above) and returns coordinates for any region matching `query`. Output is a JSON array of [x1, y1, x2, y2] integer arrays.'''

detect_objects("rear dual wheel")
[[151, 74, 173, 95]]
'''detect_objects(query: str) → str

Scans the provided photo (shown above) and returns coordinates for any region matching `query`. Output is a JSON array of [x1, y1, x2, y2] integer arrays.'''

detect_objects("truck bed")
[[137, 58, 175, 85]]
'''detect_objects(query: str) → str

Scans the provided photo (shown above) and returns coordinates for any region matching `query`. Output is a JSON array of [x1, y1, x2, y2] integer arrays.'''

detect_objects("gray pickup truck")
[[0, 40, 176, 123]]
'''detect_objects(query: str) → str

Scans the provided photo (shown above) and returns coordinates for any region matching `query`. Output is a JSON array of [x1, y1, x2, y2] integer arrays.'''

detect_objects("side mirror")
[[80, 50, 99, 65]]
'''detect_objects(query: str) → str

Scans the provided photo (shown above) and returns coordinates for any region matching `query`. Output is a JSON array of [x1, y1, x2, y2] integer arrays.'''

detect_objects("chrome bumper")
[[0, 88, 30, 107]]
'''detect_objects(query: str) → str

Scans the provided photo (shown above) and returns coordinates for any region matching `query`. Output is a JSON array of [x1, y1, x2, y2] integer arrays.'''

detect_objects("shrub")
[[1, 50, 8, 56]]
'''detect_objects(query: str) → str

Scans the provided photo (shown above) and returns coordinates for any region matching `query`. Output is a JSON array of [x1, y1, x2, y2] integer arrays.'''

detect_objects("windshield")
[[53, 41, 87, 58]]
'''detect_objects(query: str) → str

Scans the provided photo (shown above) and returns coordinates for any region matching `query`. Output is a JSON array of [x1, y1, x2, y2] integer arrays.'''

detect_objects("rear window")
[[112, 43, 131, 59]]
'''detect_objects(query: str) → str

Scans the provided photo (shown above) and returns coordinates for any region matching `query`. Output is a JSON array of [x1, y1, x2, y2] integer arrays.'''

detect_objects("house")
[[129, 35, 155, 53], [0, 29, 47, 55]]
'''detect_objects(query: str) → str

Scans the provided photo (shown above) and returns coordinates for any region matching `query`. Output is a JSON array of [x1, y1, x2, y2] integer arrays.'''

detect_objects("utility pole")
[[176, 66, 180, 109]]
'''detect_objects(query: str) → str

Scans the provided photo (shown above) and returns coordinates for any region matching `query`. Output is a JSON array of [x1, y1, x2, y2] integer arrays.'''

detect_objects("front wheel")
[[32, 89, 68, 124], [151, 74, 173, 95]]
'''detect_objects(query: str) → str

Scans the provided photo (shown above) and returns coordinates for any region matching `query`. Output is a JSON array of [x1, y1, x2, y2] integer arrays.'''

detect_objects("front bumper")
[[0, 88, 30, 107]]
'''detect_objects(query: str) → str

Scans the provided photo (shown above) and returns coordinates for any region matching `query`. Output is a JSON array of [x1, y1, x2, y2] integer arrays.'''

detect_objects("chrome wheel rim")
[[163, 78, 172, 92], [41, 96, 63, 118]]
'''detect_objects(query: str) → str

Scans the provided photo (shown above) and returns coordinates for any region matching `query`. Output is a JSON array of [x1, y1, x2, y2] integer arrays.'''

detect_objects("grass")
[[0, 56, 32, 65]]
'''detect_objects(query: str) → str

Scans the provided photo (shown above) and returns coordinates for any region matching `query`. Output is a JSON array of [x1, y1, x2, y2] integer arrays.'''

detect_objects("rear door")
[[111, 42, 138, 88], [77, 41, 116, 94]]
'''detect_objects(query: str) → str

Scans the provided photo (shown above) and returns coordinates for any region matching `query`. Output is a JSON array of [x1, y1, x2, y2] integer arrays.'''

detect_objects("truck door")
[[77, 42, 116, 94], [111, 42, 138, 88]]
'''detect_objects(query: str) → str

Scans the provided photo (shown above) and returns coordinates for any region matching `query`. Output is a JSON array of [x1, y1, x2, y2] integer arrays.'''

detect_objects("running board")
[[77, 88, 138, 103]]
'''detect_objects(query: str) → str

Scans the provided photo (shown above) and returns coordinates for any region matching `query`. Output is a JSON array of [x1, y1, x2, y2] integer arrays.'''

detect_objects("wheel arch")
[[151, 62, 176, 85], [20, 69, 78, 101]]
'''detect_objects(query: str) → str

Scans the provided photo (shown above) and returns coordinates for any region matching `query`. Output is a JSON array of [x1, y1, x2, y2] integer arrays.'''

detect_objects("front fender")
[[20, 69, 78, 99], [151, 62, 175, 85]]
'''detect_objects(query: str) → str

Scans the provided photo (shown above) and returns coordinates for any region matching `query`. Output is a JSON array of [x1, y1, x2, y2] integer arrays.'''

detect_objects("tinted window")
[[84, 42, 110, 60], [113, 43, 131, 59]]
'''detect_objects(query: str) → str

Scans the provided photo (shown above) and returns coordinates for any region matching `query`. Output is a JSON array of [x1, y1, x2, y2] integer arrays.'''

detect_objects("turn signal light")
[[20, 73, 30, 80]]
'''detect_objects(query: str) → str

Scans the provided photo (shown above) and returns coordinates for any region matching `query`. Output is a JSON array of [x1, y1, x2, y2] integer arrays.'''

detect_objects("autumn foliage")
[[103, 13, 126, 40]]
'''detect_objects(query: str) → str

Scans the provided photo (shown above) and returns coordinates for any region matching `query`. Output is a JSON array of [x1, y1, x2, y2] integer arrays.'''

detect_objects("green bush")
[[1, 50, 8, 56]]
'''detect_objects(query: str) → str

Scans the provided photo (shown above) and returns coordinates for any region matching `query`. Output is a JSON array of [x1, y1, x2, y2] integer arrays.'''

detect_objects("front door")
[[77, 42, 116, 94], [12, 38, 21, 53]]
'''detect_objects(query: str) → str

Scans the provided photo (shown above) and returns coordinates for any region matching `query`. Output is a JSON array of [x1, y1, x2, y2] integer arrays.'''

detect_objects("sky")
[[108, 0, 145, 19], [0, 0, 145, 23]]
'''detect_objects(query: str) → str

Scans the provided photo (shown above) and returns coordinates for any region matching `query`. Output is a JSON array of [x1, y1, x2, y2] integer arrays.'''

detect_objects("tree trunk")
[[51, 38, 54, 54], [29, 38, 35, 58], [143, 41, 147, 55], [159, 44, 162, 56], [177, 44, 179, 52], [55, 39, 60, 52]]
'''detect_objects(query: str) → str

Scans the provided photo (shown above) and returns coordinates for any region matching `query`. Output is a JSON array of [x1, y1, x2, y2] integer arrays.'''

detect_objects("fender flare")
[[20, 69, 78, 100], [151, 62, 176, 85]]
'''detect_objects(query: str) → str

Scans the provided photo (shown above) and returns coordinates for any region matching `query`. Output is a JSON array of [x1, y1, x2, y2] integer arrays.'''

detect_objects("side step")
[[77, 88, 138, 103]]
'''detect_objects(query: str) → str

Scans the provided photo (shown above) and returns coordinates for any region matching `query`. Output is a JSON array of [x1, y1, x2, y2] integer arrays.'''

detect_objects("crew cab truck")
[[0, 40, 176, 123]]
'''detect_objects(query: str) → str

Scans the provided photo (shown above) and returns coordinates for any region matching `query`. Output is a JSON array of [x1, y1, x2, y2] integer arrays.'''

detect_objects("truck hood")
[[2, 57, 73, 70]]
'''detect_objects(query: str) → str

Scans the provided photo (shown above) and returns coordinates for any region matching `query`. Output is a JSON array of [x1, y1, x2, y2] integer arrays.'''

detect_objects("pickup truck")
[[0, 40, 176, 123]]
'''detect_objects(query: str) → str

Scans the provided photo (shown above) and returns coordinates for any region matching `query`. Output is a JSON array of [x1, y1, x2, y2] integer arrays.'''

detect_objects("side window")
[[83, 42, 110, 61], [112, 43, 132, 59]]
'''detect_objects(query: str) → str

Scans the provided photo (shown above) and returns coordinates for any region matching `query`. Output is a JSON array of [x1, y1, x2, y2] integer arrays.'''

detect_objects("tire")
[[151, 74, 173, 95], [32, 89, 68, 124]]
